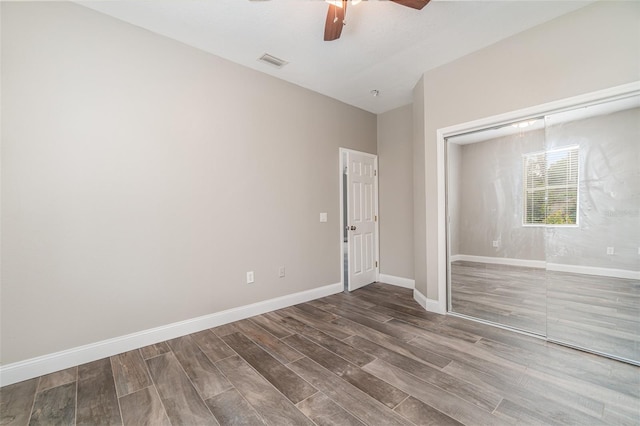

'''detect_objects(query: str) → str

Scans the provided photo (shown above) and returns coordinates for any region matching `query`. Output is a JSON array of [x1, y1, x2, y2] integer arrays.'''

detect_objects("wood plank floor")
[[451, 260, 640, 363], [2, 283, 639, 425]]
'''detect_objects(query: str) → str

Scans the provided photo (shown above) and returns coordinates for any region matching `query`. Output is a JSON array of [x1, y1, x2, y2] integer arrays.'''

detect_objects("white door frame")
[[339, 148, 380, 292]]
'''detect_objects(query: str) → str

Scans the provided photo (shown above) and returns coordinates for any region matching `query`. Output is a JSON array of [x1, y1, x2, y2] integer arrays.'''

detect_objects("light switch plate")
[[320, 212, 327, 222]]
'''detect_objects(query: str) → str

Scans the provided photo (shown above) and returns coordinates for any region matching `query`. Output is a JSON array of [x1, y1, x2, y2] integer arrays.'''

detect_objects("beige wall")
[[412, 78, 428, 295], [414, 1, 640, 300], [377, 105, 413, 280], [0, 2, 376, 364]]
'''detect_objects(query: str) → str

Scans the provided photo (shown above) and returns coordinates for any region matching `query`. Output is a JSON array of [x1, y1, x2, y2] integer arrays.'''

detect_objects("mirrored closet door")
[[447, 93, 640, 364]]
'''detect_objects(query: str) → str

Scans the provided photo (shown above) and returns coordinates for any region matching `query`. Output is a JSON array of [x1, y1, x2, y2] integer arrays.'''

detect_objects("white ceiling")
[[77, 0, 594, 114]]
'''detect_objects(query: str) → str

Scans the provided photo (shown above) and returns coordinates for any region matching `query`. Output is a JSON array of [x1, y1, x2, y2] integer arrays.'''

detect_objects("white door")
[[345, 150, 378, 291]]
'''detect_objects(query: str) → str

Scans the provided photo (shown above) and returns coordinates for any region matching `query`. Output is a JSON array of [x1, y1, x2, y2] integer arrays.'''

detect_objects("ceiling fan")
[[324, 0, 430, 41]]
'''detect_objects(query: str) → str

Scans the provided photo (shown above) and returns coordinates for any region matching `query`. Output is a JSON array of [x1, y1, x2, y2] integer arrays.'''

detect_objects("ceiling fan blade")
[[324, 1, 347, 41], [390, 0, 430, 10]]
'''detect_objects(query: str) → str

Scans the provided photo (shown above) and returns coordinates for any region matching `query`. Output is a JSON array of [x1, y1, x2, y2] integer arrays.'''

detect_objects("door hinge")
[[375, 261, 378, 268], [374, 170, 377, 176], [375, 215, 377, 222]]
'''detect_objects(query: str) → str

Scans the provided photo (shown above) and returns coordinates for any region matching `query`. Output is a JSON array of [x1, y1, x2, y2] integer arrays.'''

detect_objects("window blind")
[[523, 146, 579, 226]]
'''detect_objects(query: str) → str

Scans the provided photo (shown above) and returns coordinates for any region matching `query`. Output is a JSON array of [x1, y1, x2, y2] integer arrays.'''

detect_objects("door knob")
[[350, 226, 357, 231]]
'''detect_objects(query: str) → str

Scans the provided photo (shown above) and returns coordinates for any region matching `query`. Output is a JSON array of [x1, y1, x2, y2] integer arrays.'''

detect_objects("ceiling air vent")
[[258, 53, 288, 69]]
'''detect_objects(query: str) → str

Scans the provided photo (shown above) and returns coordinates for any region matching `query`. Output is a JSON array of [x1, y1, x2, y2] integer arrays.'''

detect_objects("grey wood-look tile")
[[363, 358, 506, 426], [276, 315, 374, 367], [119, 386, 170, 426], [296, 392, 365, 426], [532, 347, 639, 399], [527, 354, 637, 401], [221, 332, 316, 404], [0, 378, 38, 426], [394, 396, 464, 426], [345, 335, 502, 412], [304, 298, 338, 310], [371, 305, 438, 326], [495, 398, 604, 426], [331, 317, 451, 369], [319, 292, 377, 309], [373, 305, 481, 343], [216, 355, 314, 426], [29, 382, 76, 426], [167, 335, 232, 400], [283, 334, 407, 409], [323, 306, 417, 342], [288, 357, 412, 426], [138, 342, 171, 360], [191, 329, 236, 362], [444, 314, 546, 352], [274, 307, 352, 340], [293, 303, 338, 322], [369, 282, 415, 297], [76, 358, 122, 426], [443, 359, 609, 422], [517, 367, 607, 418], [602, 404, 640, 426], [408, 335, 525, 382], [211, 322, 241, 337], [110, 350, 152, 397], [519, 366, 636, 421], [1, 283, 636, 426], [146, 352, 218, 425], [355, 291, 442, 322], [319, 295, 395, 323], [250, 314, 293, 339], [493, 399, 559, 426], [204, 388, 265, 425], [423, 321, 484, 345], [233, 319, 302, 364], [359, 285, 431, 312], [77, 357, 111, 381], [470, 333, 548, 360], [37, 367, 77, 393]]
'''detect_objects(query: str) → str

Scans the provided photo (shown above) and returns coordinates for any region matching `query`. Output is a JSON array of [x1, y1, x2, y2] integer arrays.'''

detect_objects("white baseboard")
[[546, 263, 640, 280], [451, 254, 639, 280], [378, 274, 415, 289], [450, 254, 545, 269], [0, 282, 343, 387], [413, 288, 427, 310], [413, 288, 446, 315]]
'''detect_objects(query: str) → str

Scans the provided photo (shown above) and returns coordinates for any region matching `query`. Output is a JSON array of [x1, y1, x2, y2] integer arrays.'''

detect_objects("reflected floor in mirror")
[[2, 283, 640, 425], [450, 260, 640, 363]]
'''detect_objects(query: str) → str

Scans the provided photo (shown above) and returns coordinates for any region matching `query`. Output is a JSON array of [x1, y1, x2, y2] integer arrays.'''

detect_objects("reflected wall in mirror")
[[447, 120, 547, 335], [447, 93, 640, 364], [545, 99, 640, 363]]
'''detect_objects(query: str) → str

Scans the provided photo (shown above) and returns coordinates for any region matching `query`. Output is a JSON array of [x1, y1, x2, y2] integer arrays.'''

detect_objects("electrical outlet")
[[278, 266, 285, 278], [246, 271, 255, 284], [606, 247, 614, 255], [492, 240, 499, 248]]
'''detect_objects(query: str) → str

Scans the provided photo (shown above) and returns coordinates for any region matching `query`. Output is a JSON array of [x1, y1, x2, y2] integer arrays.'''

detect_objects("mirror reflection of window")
[[523, 146, 579, 226]]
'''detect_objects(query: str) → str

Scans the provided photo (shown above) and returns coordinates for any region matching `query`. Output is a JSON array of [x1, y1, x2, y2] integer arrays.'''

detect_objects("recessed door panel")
[[352, 182, 362, 223]]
